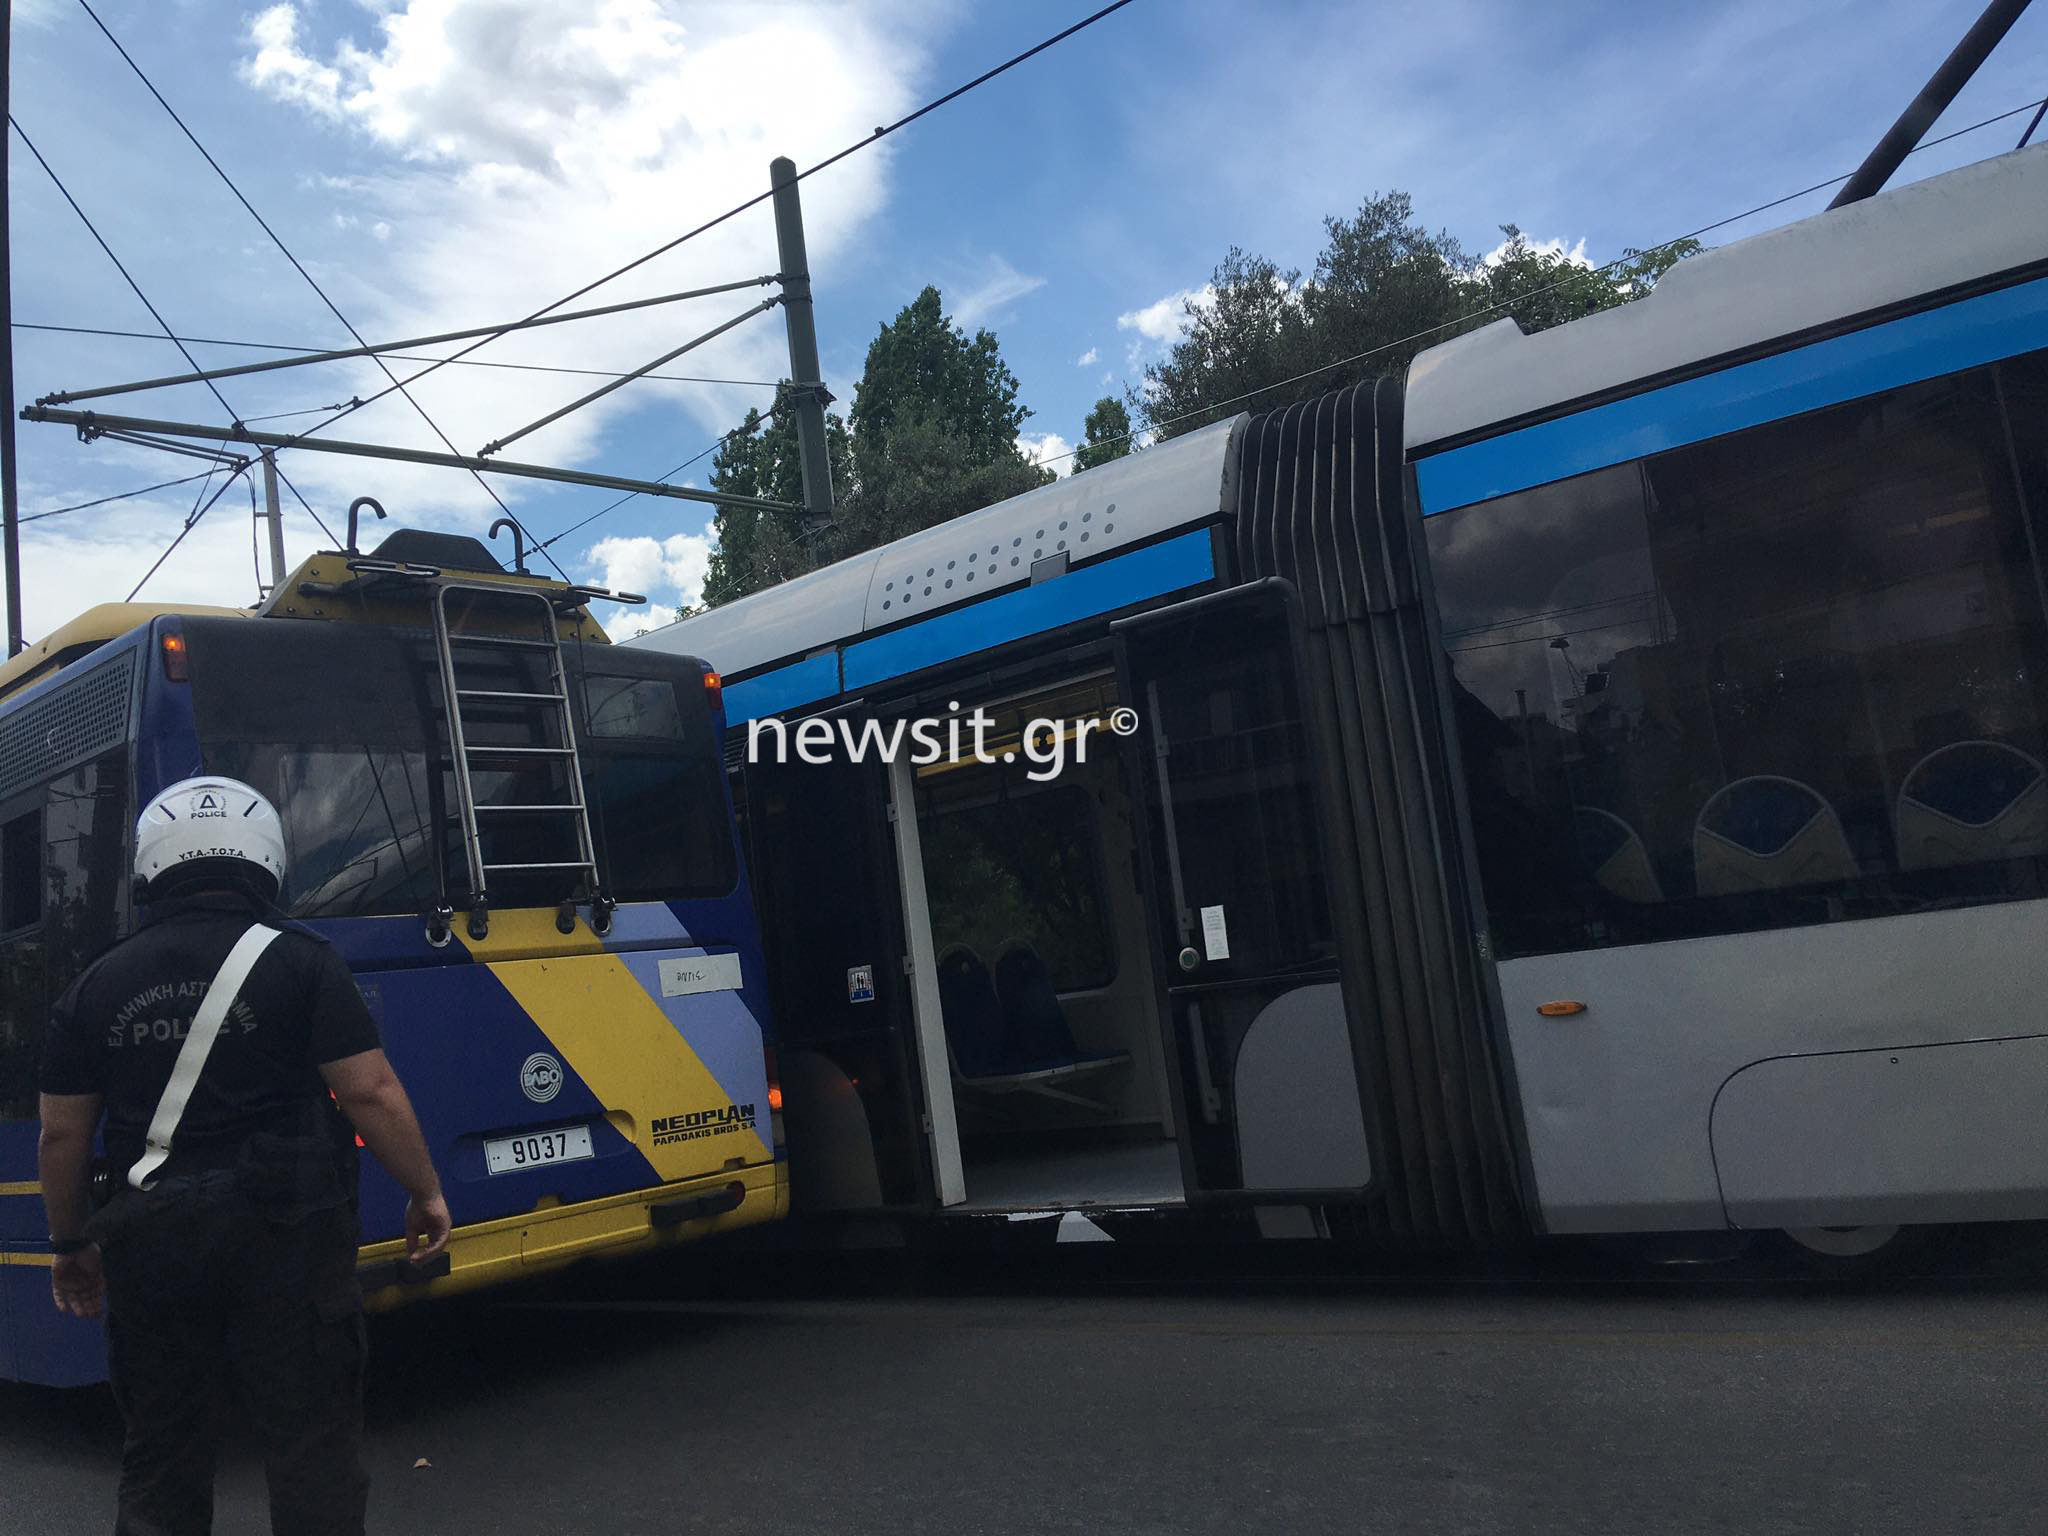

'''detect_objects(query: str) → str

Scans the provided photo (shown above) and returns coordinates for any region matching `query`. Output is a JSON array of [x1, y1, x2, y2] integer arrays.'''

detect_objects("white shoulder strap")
[[127, 924, 285, 1192]]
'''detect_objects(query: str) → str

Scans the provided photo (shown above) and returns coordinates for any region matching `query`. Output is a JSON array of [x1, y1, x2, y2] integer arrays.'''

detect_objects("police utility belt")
[[91, 925, 350, 1226]]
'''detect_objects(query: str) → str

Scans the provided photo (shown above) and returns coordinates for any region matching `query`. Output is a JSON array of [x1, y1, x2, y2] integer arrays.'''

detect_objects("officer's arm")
[[319, 1048, 451, 1260], [37, 1092, 101, 1246]]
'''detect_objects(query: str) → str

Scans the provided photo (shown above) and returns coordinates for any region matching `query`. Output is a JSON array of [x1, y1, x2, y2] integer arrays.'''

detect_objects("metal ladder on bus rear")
[[430, 581, 601, 941]]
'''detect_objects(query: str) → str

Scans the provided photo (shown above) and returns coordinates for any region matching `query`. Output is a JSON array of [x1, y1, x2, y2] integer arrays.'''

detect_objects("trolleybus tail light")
[[159, 631, 189, 682], [1536, 1000, 1587, 1017], [703, 669, 722, 709], [763, 1046, 784, 1150]]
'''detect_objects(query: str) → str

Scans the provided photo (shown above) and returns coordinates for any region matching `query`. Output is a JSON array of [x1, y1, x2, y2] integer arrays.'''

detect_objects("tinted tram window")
[[920, 783, 1115, 992], [1429, 355, 2048, 957]]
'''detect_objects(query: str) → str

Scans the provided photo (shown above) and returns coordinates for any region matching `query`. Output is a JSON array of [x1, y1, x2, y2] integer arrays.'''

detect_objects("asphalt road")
[[5, 1260, 2046, 1535]]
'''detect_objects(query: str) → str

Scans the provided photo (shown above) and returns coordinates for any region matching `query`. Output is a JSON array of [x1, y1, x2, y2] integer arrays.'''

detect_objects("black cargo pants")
[[94, 1157, 368, 1536]]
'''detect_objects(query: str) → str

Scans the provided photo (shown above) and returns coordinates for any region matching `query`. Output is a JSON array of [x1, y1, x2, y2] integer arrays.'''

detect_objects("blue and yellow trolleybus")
[[0, 523, 785, 1386], [639, 143, 2048, 1259]]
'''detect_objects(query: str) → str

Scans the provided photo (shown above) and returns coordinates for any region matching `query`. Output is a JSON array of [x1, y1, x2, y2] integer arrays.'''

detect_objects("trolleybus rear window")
[[184, 622, 735, 917]]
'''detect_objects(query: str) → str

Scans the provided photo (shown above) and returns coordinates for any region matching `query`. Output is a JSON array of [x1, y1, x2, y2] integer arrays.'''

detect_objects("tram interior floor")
[[957, 1136, 1185, 1211]]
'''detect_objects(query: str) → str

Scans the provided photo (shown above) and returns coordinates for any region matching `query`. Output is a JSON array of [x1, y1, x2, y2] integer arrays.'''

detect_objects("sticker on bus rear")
[[658, 953, 744, 998]]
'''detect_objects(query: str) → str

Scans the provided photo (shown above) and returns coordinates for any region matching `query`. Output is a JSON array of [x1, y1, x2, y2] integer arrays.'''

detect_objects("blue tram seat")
[[1573, 806, 1664, 904], [936, 945, 1009, 1079], [1693, 776, 1857, 897], [1894, 740, 2048, 872], [934, 940, 1127, 1109]]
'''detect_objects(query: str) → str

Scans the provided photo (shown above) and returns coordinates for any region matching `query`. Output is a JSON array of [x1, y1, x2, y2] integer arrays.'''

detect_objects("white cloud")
[[1479, 233, 1591, 268], [225, 0, 931, 547], [244, 5, 349, 119], [585, 530, 715, 616], [948, 254, 1045, 331], [1117, 285, 1215, 344], [1075, 346, 1098, 367], [1016, 432, 1072, 479]]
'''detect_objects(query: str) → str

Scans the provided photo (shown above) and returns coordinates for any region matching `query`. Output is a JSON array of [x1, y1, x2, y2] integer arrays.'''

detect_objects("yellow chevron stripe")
[[0, 1180, 41, 1196], [485, 952, 769, 1181], [0, 1251, 55, 1267]]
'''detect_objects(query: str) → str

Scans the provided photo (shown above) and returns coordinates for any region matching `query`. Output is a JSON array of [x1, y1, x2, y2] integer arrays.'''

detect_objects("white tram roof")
[[1405, 144, 2048, 454], [631, 416, 1239, 679]]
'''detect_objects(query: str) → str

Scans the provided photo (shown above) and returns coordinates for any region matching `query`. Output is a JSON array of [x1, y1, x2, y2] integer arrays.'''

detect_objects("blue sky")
[[8, 0, 2044, 636]]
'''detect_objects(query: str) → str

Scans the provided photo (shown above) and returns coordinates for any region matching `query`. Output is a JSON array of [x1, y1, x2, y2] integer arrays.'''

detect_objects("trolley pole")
[[769, 156, 835, 531], [1828, 0, 2035, 209], [258, 451, 287, 595], [1, 0, 24, 656]]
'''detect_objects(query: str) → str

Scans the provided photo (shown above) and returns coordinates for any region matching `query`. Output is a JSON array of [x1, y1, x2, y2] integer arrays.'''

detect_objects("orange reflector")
[[767, 1083, 784, 1112], [1536, 1000, 1587, 1017], [160, 631, 189, 682]]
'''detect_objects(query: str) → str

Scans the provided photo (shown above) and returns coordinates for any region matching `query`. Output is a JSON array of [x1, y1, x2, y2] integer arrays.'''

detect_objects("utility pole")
[[1, 0, 24, 656], [258, 451, 287, 596], [769, 156, 835, 530]]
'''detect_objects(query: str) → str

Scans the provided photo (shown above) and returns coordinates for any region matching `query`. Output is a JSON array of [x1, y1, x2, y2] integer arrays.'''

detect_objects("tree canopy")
[[1072, 396, 1133, 474], [1137, 193, 1700, 442], [694, 198, 1701, 610], [699, 286, 1048, 609]]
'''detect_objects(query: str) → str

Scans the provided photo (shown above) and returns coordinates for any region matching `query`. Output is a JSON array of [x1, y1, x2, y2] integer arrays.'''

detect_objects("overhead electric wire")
[[536, 406, 782, 554], [8, 115, 301, 583], [13, 323, 782, 389], [21, 466, 225, 524], [151, 0, 1142, 491], [1040, 92, 2048, 470], [2022, 95, 2047, 147], [126, 464, 248, 601], [76, 0, 570, 581], [9, 118, 241, 422]]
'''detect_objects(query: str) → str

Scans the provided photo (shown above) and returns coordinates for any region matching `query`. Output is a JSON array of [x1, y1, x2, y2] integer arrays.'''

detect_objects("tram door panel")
[[1115, 585, 1375, 1200], [740, 735, 935, 1211]]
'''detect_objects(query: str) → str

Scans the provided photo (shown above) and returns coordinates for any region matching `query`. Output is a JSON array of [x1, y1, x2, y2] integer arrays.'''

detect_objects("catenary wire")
[[12, 116, 342, 556], [12, 323, 782, 389], [1041, 92, 2048, 469], [126, 465, 248, 601], [76, 0, 570, 580], [21, 467, 226, 524], [160, 1, 1142, 485], [536, 405, 784, 553]]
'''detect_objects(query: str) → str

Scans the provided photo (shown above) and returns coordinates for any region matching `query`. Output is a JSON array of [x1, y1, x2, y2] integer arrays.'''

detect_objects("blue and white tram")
[[635, 143, 2048, 1254]]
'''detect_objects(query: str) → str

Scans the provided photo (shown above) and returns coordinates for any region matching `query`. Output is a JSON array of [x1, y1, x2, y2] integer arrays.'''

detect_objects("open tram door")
[[1112, 580, 1381, 1207], [738, 708, 959, 1221]]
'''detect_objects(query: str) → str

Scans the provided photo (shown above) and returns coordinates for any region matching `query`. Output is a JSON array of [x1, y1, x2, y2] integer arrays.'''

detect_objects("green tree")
[[849, 285, 1033, 479], [698, 397, 853, 611], [1072, 396, 1134, 474], [701, 286, 1049, 606], [1140, 192, 1701, 443], [1461, 225, 1700, 335]]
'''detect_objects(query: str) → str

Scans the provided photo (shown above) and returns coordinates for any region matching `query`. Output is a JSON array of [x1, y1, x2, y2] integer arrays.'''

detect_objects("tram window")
[[1429, 353, 2048, 958], [921, 784, 1115, 992], [0, 809, 41, 933]]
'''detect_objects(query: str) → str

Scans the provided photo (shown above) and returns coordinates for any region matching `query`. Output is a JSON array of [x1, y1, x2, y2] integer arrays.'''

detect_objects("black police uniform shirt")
[[38, 889, 382, 1184]]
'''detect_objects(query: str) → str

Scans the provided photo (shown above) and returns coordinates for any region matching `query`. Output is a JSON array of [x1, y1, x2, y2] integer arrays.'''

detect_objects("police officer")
[[36, 776, 452, 1536]]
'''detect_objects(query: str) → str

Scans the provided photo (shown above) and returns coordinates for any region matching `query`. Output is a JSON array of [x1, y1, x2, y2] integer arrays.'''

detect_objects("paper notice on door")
[[1199, 904, 1231, 961]]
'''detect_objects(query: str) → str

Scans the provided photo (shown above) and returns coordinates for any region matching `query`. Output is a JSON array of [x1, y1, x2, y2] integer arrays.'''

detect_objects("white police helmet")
[[134, 777, 287, 901]]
